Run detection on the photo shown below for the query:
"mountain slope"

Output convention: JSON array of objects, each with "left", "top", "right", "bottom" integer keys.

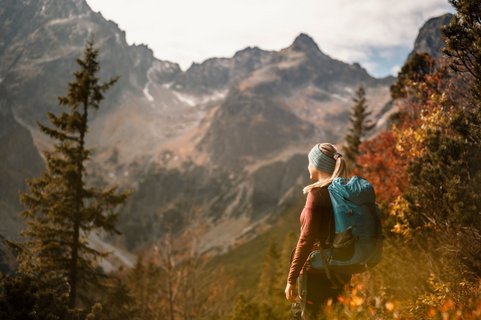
[{"left": 0, "top": 83, "right": 44, "bottom": 241}]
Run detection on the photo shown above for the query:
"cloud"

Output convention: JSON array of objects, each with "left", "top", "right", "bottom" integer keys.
[
  {"left": 391, "top": 64, "right": 402, "bottom": 75},
  {"left": 86, "top": 0, "right": 453, "bottom": 77}
]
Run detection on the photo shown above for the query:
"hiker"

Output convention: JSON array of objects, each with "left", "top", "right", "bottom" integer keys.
[{"left": 285, "top": 142, "right": 352, "bottom": 320}]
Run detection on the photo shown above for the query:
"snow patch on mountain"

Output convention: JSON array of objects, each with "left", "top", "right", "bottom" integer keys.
[
  {"left": 143, "top": 83, "right": 154, "bottom": 102},
  {"left": 143, "top": 61, "right": 167, "bottom": 102},
  {"left": 45, "top": 14, "right": 89, "bottom": 27},
  {"left": 331, "top": 93, "right": 349, "bottom": 102},
  {"left": 173, "top": 90, "right": 196, "bottom": 106},
  {"left": 172, "top": 89, "right": 228, "bottom": 107},
  {"left": 208, "top": 89, "right": 228, "bottom": 101},
  {"left": 115, "top": 33, "right": 122, "bottom": 45},
  {"left": 344, "top": 86, "right": 354, "bottom": 94}
]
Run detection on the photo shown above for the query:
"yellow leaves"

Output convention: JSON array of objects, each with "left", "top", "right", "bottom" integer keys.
[
  {"left": 350, "top": 295, "right": 365, "bottom": 307},
  {"left": 393, "top": 104, "right": 451, "bottom": 161},
  {"left": 389, "top": 195, "right": 412, "bottom": 238},
  {"left": 415, "top": 273, "right": 453, "bottom": 318},
  {"left": 391, "top": 222, "right": 411, "bottom": 238},
  {"left": 394, "top": 126, "right": 425, "bottom": 158},
  {"left": 389, "top": 195, "right": 408, "bottom": 218}
]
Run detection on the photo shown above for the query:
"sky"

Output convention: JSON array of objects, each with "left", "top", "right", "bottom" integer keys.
[{"left": 86, "top": 0, "right": 454, "bottom": 78}]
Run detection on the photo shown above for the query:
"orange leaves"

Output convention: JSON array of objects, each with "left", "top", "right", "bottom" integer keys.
[
  {"left": 355, "top": 131, "right": 408, "bottom": 210},
  {"left": 354, "top": 63, "right": 458, "bottom": 216}
]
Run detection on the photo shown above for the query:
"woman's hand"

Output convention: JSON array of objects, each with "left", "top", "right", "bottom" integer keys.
[{"left": 285, "top": 282, "right": 297, "bottom": 302}]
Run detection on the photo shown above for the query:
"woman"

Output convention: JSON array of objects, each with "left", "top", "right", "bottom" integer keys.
[{"left": 285, "top": 142, "right": 351, "bottom": 319}]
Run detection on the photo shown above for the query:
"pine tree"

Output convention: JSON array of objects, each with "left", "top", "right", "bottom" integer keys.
[
  {"left": 257, "top": 242, "right": 281, "bottom": 299},
  {"left": 0, "top": 272, "right": 71, "bottom": 320},
  {"left": 255, "top": 241, "right": 292, "bottom": 319},
  {"left": 229, "top": 295, "right": 261, "bottom": 320},
  {"left": 86, "top": 276, "right": 140, "bottom": 320},
  {"left": 344, "top": 85, "right": 374, "bottom": 168},
  {"left": 280, "top": 231, "right": 296, "bottom": 269},
  {"left": 442, "top": 0, "right": 481, "bottom": 100},
  {"left": 390, "top": 52, "right": 436, "bottom": 99},
  {"left": 15, "top": 40, "right": 133, "bottom": 310},
  {"left": 442, "top": 0, "right": 481, "bottom": 224},
  {"left": 277, "top": 231, "right": 297, "bottom": 318}
]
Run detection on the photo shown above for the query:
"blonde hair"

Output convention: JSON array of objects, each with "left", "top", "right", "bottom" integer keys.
[{"left": 302, "top": 143, "right": 348, "bottom": 194}]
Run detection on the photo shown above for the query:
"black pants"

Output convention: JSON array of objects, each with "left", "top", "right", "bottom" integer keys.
[{"left": 295, "top": 271, "right": 351, "bottom": 320}]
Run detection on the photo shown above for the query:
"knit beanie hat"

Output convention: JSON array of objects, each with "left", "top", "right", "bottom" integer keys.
[{"left": 308, "top": 143, "right": 341, "bottom": 173}]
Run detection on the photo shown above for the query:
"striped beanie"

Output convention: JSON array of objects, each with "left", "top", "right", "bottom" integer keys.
[{"left": 308, "top": 143, "right": 341, "bottom": 173}]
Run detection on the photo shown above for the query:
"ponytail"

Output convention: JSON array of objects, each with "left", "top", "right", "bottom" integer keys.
[{"left": 302, "top": 143, "right": 347, "bottom": 194}]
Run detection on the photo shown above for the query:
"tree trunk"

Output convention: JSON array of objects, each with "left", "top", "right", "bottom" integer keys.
[{"left": 69, "top": 99, "right": 88, "bottom": 309}]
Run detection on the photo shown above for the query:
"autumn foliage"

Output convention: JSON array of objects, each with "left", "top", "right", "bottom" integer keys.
[
  {"left": 355, "top": 130, "right": 407, "bottom": 210},
  {"left": 342, "top": 1, "right": 481, "bottom": 317}
]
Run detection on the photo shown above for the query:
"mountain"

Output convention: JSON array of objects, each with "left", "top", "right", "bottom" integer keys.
[
  {"left": 408, "top": 13, "right": 453, "bottom": 60},
  {"left": 0, "top": 0, "right": 450, "bottom": 271},
  {"left": 0, "top": 83, "right": 44, "bottom": 242},
  {"left": 0, "top": 0, "right": 181, "bottom": 128},
  {"left": 198, "top": 33, "right": 392, "bottom": 168},
  {"left": 375, "top": 13, "right": 454, "bottom": 133},
  {"left": 113, "top": 31, "right": 393, "bottom": 252},
  {"left": 171, "top": 46, "right": 276, "bottom": 95}
]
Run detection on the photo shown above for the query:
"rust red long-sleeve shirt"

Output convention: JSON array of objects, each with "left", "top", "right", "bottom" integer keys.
[{"left": 287, "top": 185, "right": 334, "bottom": 285}]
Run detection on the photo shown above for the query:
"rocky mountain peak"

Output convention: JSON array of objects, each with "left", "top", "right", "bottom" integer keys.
[
  {"left": 171, "top": 45, "right": 275, "bottom": 94},
  {"left": 291, "top": 33, "right": 322, "bottom": 53},
  {"left": 233, "top": 46, "right": 264, "bottom": 58},
  {"left": 408, "top": 13, "right": 453, "bottom": 60}
]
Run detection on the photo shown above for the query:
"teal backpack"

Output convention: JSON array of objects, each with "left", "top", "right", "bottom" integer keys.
[{"left": 309, "top": 176, "right": 383, "bottom": 274}]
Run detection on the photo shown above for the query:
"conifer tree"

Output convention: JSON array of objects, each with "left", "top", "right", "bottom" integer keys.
[
  {"left": 15, "top": 40, "right": 133, "bottom": 310},
  {"left": 257, "top": 242, "right": 281, "bottom": 299},
  {"left": 256, "top": 241, "right": 293, "bottom": 319},
  {"left": 344, "top": 85, "right": 374, "bottom": 168},
  {"left": 0, "top": 272, "right": 71, "bottom": 319},
  {"left": 86, "top": 277, "right": 140, "bottom": 320},
  {"left": 390, "top": 52, "right": 436, "bottom": 99},
  {"left": 277, "top": 231, "right": 297, "bottom": 317},
  {"left": 229, "top": 295, "right": 262, "bottom": 320},
  {"left": 280, "top": 231, "right": 296, "bottom": 272},
  {"left": 443, "top": 0, "right": 481, "bottom": 99}
]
